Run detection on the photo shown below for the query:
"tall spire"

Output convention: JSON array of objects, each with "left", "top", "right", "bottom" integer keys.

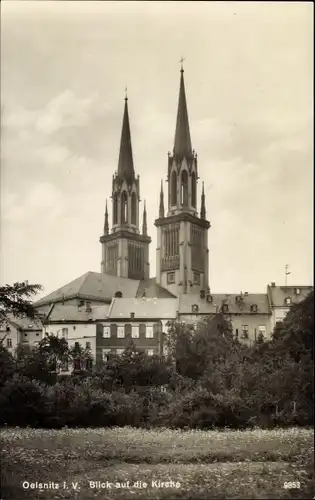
[
  {"left": 173, "top": 64, "right": 192, "bottom": 158},
  {"left": 142, "top": 201, "right": 147, "bottom": 235},
  {"left": 200, "top": 182, "right": 206, "bottom": 219},
  {"left": 159, "top": 180, "right": 165, "bottom": 218},
  {"left": 104, "top": 200, "right": 109, "bottom": 235},
  {"left": 117, "top": 94, "right": 135, "bottom": 184}
]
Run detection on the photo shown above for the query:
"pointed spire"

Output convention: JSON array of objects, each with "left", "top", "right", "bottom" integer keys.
[
  {"left": 142, "top": 201, "right": 147, "bottom": 235},
  {"left": 104, "top": 200, "right": 109, "bottom": 234},
  {"left": 159, "top": 180, "right": 165, "bottom": 218},
  {"left": 173, "top": 65, "right": 192, "bottom": 158},
  {"left": 200, "top": 182, "right": 206, "bottom": 219},
  {"left": 117, "top": 94, "right": 135, "bottom": 184}
]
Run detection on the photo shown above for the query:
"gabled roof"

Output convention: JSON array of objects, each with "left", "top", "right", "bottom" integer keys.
[
  {"left": 179, "top": 293, "right": 271, "bottom": 315},
  {"left": 46, "top": 304, "right": 111, "bottom": 323},
  {"left": 267, "top": 285, "right": 313, "bottom": 307},
  {"left": 34, "top": 271, "right": 140, "bottom": 307},
  {"left": 6, "top": 313, "right": 43, "bottom": 331},
  {"left": 136, "top": 278, "right": 177, "bottom": 299},
  {"left": 109, "top": 298, "right": 179, "bottom": 320}
]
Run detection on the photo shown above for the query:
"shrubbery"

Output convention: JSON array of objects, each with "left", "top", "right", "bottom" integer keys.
[{"left": 0, "top": 292, "right": 313, "bottom": 429}]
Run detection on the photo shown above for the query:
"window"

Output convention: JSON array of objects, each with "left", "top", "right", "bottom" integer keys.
[
  {"left": 139, "top": 323, "right": 146, "bottom": 337},
  {"left": 36, "top": 333, "right": 40, "bottom": 336},
  {"left": 235, "top": 328, "right": 239, "bottom": 338},
  {"left": 241, "top": 325, "right": 249, "bottom": 339},
  {"left": 62, "top": 328, "right": 68, "bottom": 339},
  {"left": 117, "top": 326, "right": 125, "bottom": 338},
  {"left": 251, "top": 304, "right": 258, "bottom": 313},
  {"left": 132, "top": 326, "right": 139, "bottom": 338},
  {"left": 85, "top": 358, "right": 93, "bottom": 371},
  {"left": 206, "top": 294, "right": 213, "bottom": 303},
  {"left": 295, "top": 288, "right": 301, "bottom": 295},
  {"left": 145, "top": 326, "right": 154, "bottom": 338},
  {"left": 167, "top": 272, "right": 175, "bottom": 284},
  {"left": 73, "top": 326, "right": 76, "bottom": 330},
  {"left": 115, "top": 291, "right": 123, "bottom": 298},
  {"left": 181, "top": 170, "right": 188, "bottom": 206},
  {"left": 130, "top": 312, "right": 135, "bottom": 319},
  {"left": 125, "top": 324, "right": 132, "bottom": 337},
  {"left": 86, "top": 342, "right": 91, "bottom": 349},
  {"left": 131, "top": 192, "right": 137, "bottom": 225},
  {"left": 103, "top": 326, "right": 111, "bottom": 338},
  {"left": 191, "top": 172, "right": 196, "bottom": 208},
  {"left": 102, "top": 349, "right": 111, "bottom": 361},
  {"left": 258, "top": 326, "right": 266, "bottom": 336},
  {"left": 75, "top": 342, "right": 80, "bottom": 348},
  {"left": 116, "top": 348, "right": 124, "bottom": 355},
  {"left": 24, "top": 333, "right": 27, "bottom": 337},
  {"left": 113, "top": 193, "right": 118, "bottom": 225},
  {"left": 6, "top": 326, "right": 10, "bottom": 332},
  {"left": 192, "top": 304, "right": 199, "bottom": 313},
  {"left": 193, "top": 272, "right": 200, "bottom": 285},
  {"left": 146, "top": 349, "right": 154, "bottom": 356},
  {"left": 78, "top": 300, "right": 84, "bottom": 307},
  {"left": 222, "top": 304, "right": 229, "bottom": 313},
  {"left": 171, "top": 171, "right": 177, "bottom": 206},
  {"left": 73, "top": 359, "right": 81, "bottom": 371},
  {"left": 7, "top": 338, "right": 12, "bottom": 348},
  {"left": 121, "top": 191, "right": 128, "bottom": 224},
  {"left": 285, "top": 297, "right": 292, "bottom": 305}
]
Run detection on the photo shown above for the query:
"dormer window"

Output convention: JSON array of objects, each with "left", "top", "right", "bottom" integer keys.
[
  {"left": 222, "top": 304, "right": 229, "bottom": 313},
  {"left": 130, "top": 312, "right": 135, "bottom": 319},
  {"left": 206, "top": 294, "right": 213, "bottom": 303},
  {"left": 295, "top": 288, "right": 301, "bottom": 295},
  {"left": 251, "top": 304, "right": 258, "bottom": 313},
  {"left": 285, "top": 297, "right": 292, "bottom": 305},
  {"left": 192, "top": 304, "right": 199, "bottom": 313}
]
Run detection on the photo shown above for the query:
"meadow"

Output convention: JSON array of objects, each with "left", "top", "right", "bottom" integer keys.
[{"left": 1, "top": 427, "right": 314, "bottom": 499}]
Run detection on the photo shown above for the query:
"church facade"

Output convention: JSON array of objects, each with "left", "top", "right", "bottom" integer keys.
[{"left": 32, "top": 67, "right": 312, "bottom": 366}]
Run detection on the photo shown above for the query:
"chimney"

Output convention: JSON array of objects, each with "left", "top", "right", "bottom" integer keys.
[{"left": 271, "top": 282, "right": 276, "bottom": 287}]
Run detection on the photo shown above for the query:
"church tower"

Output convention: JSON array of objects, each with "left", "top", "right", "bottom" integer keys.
[
  {"left": 155, "top": 65, "right": 210, "bottom": 296},
  {"left": 100, "top": 94, "right": 151, "bottom": 280}
]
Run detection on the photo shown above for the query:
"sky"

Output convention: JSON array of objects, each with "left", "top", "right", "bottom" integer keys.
[{"left": 1, "top": 1, "right": 313, "bottom": 300}]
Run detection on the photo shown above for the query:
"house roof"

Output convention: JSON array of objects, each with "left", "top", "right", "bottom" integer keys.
[
  {"left": 108, "top": 298, "right": 179, "bottom": 319},
  {"left": 6, "top": 314, "right": 43, "bottom": 331},
  {"left": 46, "top": 304, "right": 110, "bottom": 322},
  {"left": 34, "top": 272, "right": 175, "bottom": 307},
  {"left": 267, "top": 285, "right": 313, "bottom": 307},
  {"left": 179, "top": 293, "right": 271, "bottom": 315}
]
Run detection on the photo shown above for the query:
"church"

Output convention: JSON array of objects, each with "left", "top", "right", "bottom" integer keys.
[{"left": 28, "top": 66, "right": 311, "bottom": 368}]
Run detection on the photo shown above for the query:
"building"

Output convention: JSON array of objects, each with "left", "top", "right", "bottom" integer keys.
[
  {"left": 0, "top": 314, "right": 43, "bottom": 354},
  {"left": 30, "top": 66, "right": 312, "bottom": 365},
  {"left": 267, "top": 283, "right": 313, "bottom": 331}
]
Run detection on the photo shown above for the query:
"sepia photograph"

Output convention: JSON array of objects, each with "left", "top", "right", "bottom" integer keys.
[{"left": 0, "top": 1, "right": 314, "bottom": 499}]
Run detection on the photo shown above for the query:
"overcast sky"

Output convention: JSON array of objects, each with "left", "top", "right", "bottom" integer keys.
[{"left": 1, "top": 1, "right": 313, "bottom": 299}]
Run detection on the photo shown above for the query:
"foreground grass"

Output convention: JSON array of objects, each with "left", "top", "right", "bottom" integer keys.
[{"left": 1, "top": 427, "right": 314, "bottom": 499}]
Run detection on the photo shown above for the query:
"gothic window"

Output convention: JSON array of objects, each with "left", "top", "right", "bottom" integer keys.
[
  {"left": 113, "top": 193, "right": 118, "bottom": 225},
  {"left": 121, "top": 191, "right": 128, "bottom": 224},
  {"left": 191, "top": 172, "right": 196, "bottom": 208},
  {"left": 171, "top": 171, "right": 177, "bottom": 206},
  {"left": 131, "top": 192, "right": 137, "bottom": 225},
  {"left": 181, "top": 170, "right": 188, "bottom": 206}
]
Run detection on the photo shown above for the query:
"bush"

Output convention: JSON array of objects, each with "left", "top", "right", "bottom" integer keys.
[{"left": 0, "top": 374, "right": 46, "bottom": 427}]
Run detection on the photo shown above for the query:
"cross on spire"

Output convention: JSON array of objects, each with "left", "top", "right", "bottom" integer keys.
[
  {"left": 125, "top": 86, "right": 128, "bottom": 101},
  {"left": 179, "top": 56, "right": 185, "bottom": 72}
]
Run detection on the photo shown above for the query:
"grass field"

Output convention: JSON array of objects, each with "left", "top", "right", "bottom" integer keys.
[{"left": 1, "top": 427, "right": 314, "bottom": 499}]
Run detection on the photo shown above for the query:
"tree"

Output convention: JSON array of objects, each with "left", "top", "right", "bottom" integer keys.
[{"left": 0, "top": 281, "right": 43, "bottom": 323}]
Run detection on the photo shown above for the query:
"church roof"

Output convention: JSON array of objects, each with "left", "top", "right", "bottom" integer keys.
[
  {"left": 34, "top": 272, "right": 175, "bottom": 307},
  {"left": 117, "top": 97, "right": 135, "bottom": 184},
  {"left": 136, "top": 278, "right": 177, "bottom": 299},
  {"left": 34, "top": 271, "right": 140, "bottom": 307},
  {"left": 179, "top": 293, "right": 271, "bottom": 315},
  {"left": 173, "top": 68, "right": 192, "bottom": 158}
]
